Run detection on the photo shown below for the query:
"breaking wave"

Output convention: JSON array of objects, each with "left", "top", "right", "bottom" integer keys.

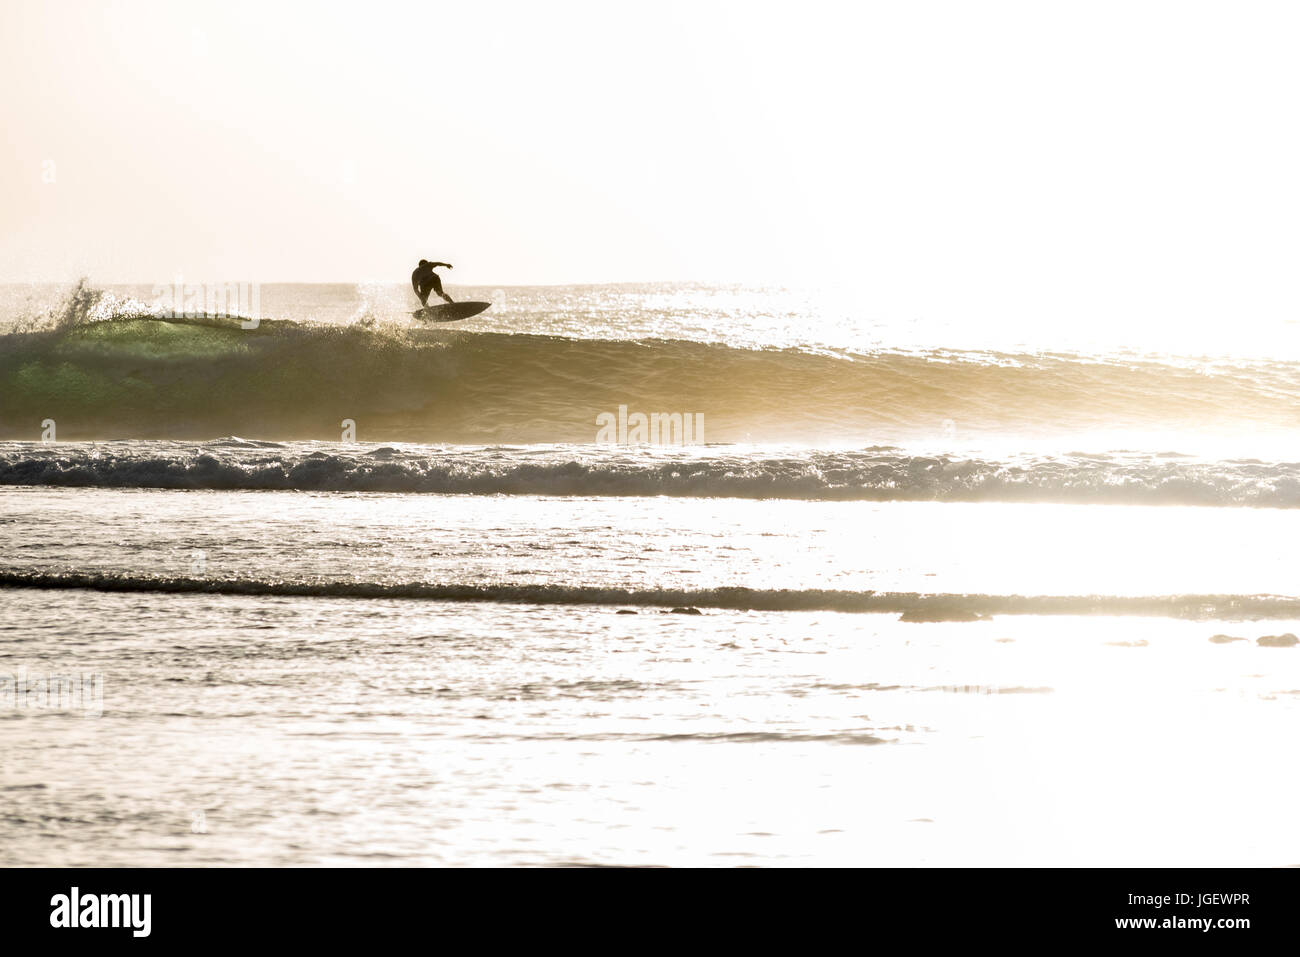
[
  {"left": 3, "top": 295, "right": 1300, "bottom": 444},
  {"left": 5, "top": 441, "right": 1300, "bottom": 506}
]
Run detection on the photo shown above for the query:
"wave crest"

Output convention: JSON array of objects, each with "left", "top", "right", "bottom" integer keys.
[
  {"left": 2, "top": 306, "right": 1300, "bottom": 443},
  {"left": 4, "top": 442, "right": 1300, "bottom": 506}
]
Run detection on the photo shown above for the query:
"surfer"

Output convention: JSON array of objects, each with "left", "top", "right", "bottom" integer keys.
[{"left": 411, "top": 260, "right": 455, "bottom": 307}]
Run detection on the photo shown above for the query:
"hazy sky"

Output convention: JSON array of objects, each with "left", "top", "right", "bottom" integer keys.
[{"left": 3, "top": 0, "right": 1300, "bottom": 325}]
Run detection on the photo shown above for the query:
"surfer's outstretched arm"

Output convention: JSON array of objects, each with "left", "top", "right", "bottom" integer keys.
[{"left": 429, "top": 262, "right": 453, "bottom": 269}]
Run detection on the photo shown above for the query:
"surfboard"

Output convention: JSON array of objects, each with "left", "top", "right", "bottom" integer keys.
[{"left": 411, "top": 301, "right": 491, "bottom": 322}]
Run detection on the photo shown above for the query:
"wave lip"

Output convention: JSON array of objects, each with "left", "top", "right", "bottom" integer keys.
[
  {"left": 3, "top": 570, "right": 1300, "bottom": 619},
  {"left": 5, "top": 441, "right": 1300, "bottom": 507}
]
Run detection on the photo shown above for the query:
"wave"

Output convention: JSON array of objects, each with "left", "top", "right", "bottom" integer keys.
[
  {"left": 3, "top": 570, "right": 1300, "bottom": 619},
  {"left": 3, "top": 301, "right": 1300, "bottom": 443},
  {"left": 5, "top": 441, "right": 1300, "bottom": 506}
]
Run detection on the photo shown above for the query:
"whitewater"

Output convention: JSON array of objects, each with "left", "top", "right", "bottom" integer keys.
[{"left": 3, "top": 281, "right": 1300, "bottom": 866}]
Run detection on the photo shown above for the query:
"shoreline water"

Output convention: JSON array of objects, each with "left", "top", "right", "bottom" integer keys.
[
  {"left": 8, "top": 572, "right": 1300, "bottom": 622},
  {"left": 2, "top": 583, "right": 1295, "bottom": 867}
]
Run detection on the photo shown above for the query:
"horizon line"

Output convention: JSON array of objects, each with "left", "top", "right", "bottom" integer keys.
[{"left": 0, "top": 277, "right": 785, "bottom": 288}]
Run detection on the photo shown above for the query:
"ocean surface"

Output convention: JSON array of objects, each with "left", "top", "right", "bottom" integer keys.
[{"left": 2, "top": 280, "right": 1299, "bottom": 866}]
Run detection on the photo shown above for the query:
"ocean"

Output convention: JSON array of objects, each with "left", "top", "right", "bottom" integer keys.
[{"left": 2, "top": 280, "right": 1298, "bottom": 866}]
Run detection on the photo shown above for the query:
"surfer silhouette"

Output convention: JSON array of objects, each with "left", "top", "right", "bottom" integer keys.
[{"left": 411, "top": 259, "right": 454, "bottom": 307}]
